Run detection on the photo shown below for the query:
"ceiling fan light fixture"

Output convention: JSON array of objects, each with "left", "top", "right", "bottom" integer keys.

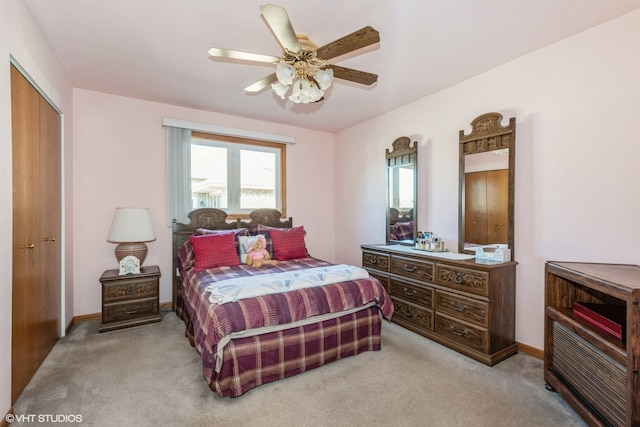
[
  {"left": 207, "top": 5, "right": 379, "bottom": 104},
  {"left": 272, "top": 55, "right": 329, "bottom": 104},
  {"left": 271, "top": 81, "right": 290, "bottom": 99},
  {"left": 314, "top": 68, "right": 333, "bottom": 91},
  {"left": 275, "top": 61, "right": 295, "bottom": 85},
  {"left": 308, "top": 81, "right": 324, "bottom": 101},
  {"left": 289, "top": 78, "right": 310, "bottom": 103}
]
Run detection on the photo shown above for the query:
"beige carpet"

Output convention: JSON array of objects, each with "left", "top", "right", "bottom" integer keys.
[{"left": 13, "top": 311, "right": 586, "bottom": 426}]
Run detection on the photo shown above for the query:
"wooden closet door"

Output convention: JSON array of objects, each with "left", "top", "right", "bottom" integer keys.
[
  {"left": 38, "top": 95, "right": 61, "bottom": 363},
  {"left": 11, "top": 65, "right": 61, "bottom": 403},
  {"left": 465, "top": 169, "right": 508, "bottom": 246},
  {"left": 486, "top": 169, "right": 508, "bottom": 245},
  {"left": 464, "top": 171, "right": 488, "bottom": 245},
  {"left": 11, "top": 65, "right": 42, "bottom": 403}
]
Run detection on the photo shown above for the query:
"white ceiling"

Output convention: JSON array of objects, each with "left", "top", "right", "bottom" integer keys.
[{"left": 24, "top": 0, "right": 640, "bottom": 133}]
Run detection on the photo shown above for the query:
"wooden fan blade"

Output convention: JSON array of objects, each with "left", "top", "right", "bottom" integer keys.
[
  {"left": 326, "top": 65, "right": 378, "bottom": 86},
  {"left": 259, "top": 4, "right": 301, "bottom": 52},
  {"left": 208, "top": 48, "right": 278, "bottom": 64},
  {"left": 244, "top": 74, "right": 278, "bottom": 92},
  {"left": 316, "top": 26, "right": 380, "bottom": 61}
]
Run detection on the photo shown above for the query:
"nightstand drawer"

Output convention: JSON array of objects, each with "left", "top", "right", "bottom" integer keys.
[
  {"left": 102, "top": 298, "right": 159, "bottom": 323},
  {"left": 102, "top": 279, "right": 158, "bottom": 303}
]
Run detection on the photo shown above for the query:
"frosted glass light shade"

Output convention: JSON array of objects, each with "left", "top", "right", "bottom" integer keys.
[
  {"left": 107, "top": 208, "right": 156, "bottom": 264},
  {"left": 289, "top": 78, "right": 313, "bottom": 104},
  {"left": 271, "top": 81, "right": 289, "bottom": 99},
  {"left": 314, "top": 68, "right": 333, "bottom": 90},
  {"left": 275, "top": 61, "right": 295, "bottom": 85}
]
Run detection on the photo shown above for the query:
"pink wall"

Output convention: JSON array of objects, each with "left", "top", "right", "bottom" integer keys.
[
  {"left": 1, "top": 0, "right": 74, "bottom": 416},
  {"left": 72, "top": 90, "right": 336, "bottom": 315},
  {"left": 335, "top": 10, "right": 640, "bottom": 350}
]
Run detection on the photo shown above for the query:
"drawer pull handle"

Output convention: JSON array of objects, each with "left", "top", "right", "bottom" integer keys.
[
  {"left": 124, "top": 307, "right": 139, "bottom": 315},
  {"left": 403, "top": 287, "right": 417, "bottom": 297},
  {"left": 401, "top": 307, "right": 414, "bottom": 318},
  {"left": 449, "top": 302, "right": 467, "bottom": 312},
  {"left": 453, "top": 273, "right": 463, "bottom": 284},
  {"left": 21, "top": 244, "right": 35, "bottom": 249},
  {"left": 126, "top": 287, "right": 135, "bottom": 295},
  {"left": 403, "top": 264, "right": 417, "bottom": 273},
  {"left": 449, "top": 325, "right": 468, "bottom": 337}
]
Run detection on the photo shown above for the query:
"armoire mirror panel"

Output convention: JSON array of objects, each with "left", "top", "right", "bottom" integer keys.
[
  {"left": 459, "top": 113, "right": 515, "bottom": 258},
  {"left": 386, "top": 136, "right": 417, "bottom": 245}
]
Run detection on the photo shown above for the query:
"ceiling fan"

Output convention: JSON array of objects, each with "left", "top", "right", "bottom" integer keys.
[{"left": 207, "top": 4, "right": 380, "bottom": 104}]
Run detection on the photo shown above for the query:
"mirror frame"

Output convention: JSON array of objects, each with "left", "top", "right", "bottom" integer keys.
[
  {"left": 458, "top": 113, "right": 516, "bottom": 258},
  {"left": 386, "top": 136, "right": 417, "bottom": 245}
]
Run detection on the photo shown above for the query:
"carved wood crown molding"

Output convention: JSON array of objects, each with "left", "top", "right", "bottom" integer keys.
[
  {"left": 459, "top": 112, "right": 515, "bottom": 155},
  {"left": 386, "top": 136, "right": 417, "bottom": 158}
]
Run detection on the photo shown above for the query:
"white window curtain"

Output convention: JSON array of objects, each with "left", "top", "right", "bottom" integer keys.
[{"left": 166, "top": 126, "right": 192, "bottom": 226}]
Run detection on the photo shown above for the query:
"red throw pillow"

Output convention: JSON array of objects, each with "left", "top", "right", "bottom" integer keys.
[
  {"left": 270, "top": 226, "right": 308, "bottom": 261},
  {"left": 189, "top": 232, "right": 240, "bottom": 271}
]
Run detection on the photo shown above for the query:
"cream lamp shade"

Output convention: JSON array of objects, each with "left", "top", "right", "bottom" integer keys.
[{"left": 107, "top": 207, "right": 156, "bottom": 265}]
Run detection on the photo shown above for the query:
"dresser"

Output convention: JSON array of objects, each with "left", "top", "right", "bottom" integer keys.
[
  {"left": 361, "top": 244, "right": 517, "bottom": 366},
  {"left": 544, "top": 261, "right": 640, "bottom": 427},
  {"left": 99, "top": 265, "right": 161, "bottom": 332}
]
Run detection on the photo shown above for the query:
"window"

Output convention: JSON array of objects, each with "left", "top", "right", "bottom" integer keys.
[{"left": 190, "top": 132, "right": 286, "bottom": 216}]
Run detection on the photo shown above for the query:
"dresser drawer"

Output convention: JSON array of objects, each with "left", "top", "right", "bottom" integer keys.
[
  {"left": 436, "top": 264, "right": 489, "bottom": 297},
  {"left": 389, "top": 278, "right": 433, "bottom": 309},
  {"left": 392, "top": 298, "right": 434, "bottom": 333},
  {"left": 368, "top": 271, "right": 389, "bottom": 290},
  {"left": 435, "top": 291, "right": 488, "bottom": 327},
  {"left": 362, "top": 251, "right": 390, "bottom": 271},
  {"left": 391, "top": 255, "right": 434, "bottom": 283},
  {"left": 102, "top": 298, "right": 159, "bottom": 323},
  {"left": 103, "top": 278, "right": 159, "bottom": 303},
  {"left": 435, "top": 313, "right": 488, "bottom": 353}
]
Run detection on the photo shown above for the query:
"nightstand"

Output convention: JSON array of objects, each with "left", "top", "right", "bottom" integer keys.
[{"left": 98, "top": 265, "right": 161, "bottom": 332}]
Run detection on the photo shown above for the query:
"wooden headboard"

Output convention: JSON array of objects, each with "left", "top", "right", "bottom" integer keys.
[{"left": 171, "top": 208, "right": 292, "bottom": 310}]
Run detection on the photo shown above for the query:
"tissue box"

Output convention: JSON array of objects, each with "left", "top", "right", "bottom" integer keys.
[{"left": 475, "top": 247, "right": 511, "bottom": 263}]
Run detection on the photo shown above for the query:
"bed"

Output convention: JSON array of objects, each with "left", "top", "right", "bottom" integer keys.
[{"left": 172, "top": 208, "right": 394, "bottom": 397}]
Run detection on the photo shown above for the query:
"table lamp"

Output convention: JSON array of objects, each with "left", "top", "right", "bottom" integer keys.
[{"left": 107, "top": 207, "right": 156, "bottom": 274}]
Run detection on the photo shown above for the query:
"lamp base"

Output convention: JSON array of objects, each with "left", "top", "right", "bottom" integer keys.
[{"left": 114, "top": 242, "right": 148, "bottom": 266}]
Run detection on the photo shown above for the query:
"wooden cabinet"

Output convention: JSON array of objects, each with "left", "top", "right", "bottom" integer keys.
[
  {"left": 362, "top": 244, "right": 517, "bottom": 366},
  {"left": 99, "top": 266, "right": 161, "bottom": 332},
  {"left": 544, "top": 262, "right": 640, "bottom": 427}
]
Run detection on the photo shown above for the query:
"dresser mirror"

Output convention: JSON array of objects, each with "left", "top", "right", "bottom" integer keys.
[
  {"left": 458, "top": 113, "right": 515, "bottom": 258},
  {"left": 386, "top": 136, "right": 417, "bottom": 245}
]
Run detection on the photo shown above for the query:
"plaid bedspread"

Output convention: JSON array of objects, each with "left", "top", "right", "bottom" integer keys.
[{"left": 178, "top": 257, "right": 394, "bottom": 383}]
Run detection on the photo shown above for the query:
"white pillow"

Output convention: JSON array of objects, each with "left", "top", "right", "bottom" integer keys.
[{"left": 237, "top": 235, "right": 251, "bottom": 263}]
